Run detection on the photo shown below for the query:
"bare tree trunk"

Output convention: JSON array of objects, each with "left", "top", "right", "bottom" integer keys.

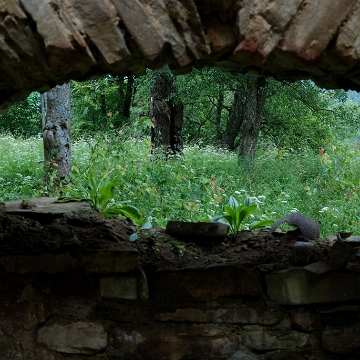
[
  {"left": 224, "top": 83, "right": 245, "bottom": 151},
  {"left": 238, "top": 76, "right": 267, "bottom": 162},
  {"left": 215, "top": 86, "right": 224, "bottom": 143},
  {"left": 100, "top": 93, "right": 106, "bottom": 115},
  {"left": 122, "top": 75, "right": 134, "bottom": 119},
  {"left": 171, "top": 101, "right": 183, "bottom": 154},
  {"left": 42, "top": 83, "right": 71, "bottom": 189},
  {"left": 40, "top": 93, "right": 46, "bottom": 131},
  {"left": 150, "top": 70, "right": 183, "bottom": 156}
]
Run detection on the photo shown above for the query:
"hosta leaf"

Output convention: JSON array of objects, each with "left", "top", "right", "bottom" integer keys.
[
  {"left": 140, "top": 221, "right": 152, "bottom": 230},
  {"left": 129, "top": 233, "right": 138, "bottom": 242},
  {"left": 224, "top": 205, "right": 236, "bottom": 218},
  {"left": 249, "top": 219, "right": 274, "bottom": 230},
  {"left": 238, "top": 205, "right": 257, "bottom": 224},
  {"left": 229, "top": 196, "right": 239, "bottom": 210}
]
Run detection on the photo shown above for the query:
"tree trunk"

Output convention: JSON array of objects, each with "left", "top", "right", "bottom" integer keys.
[
  {"left": 170, "top": 101, "right": 184, "bottom": 154},
  {"left": 42, "top": 83, "right": 71, "bottom": 189},
  {"left": 122, "top": 75, "right": 134, "bottom": 119},
  {"left": 150, "top": 70, "right": 183, "bottom": 156},
  {"left": 100, "top": 93, "right": 106, "bottom": 115},
  {"left": 224, "top": 83, "right": 245, "bottom": 151},
  {"left": 238, "top": 76, "right": 267, "bottom": 162},
  {"left": 215, "top": 86, "right": 224, "bottom": 143}
]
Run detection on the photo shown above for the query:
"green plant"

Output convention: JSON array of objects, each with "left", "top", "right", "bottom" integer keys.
[
  {"left": 57, "top": 170, "right": 142, "bottom": 223},
  {"left": 170, "top": 240, "right": 185, "bottom": 256},
  {"left": 221, "top": 196, "right": 273, "bottom": 234}
]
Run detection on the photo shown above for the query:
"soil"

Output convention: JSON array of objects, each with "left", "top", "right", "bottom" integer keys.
[{"left": 0, "top": 197, "right": 332, "bottom": 272}]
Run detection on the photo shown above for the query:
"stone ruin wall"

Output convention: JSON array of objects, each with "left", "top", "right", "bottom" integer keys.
[{"left": 1, "top": 248, "right": 360, "bottom": 359}]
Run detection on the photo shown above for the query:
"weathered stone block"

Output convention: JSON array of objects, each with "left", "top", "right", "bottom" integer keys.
[
  {"left": 241, "top": 326, "right": 309, "bottom": 351},
  {"left": 322, "top": 323, "right": 360, "bottom": 354},
  {"left": 265, "top": 269, "right": 360, "bottom": 305},
  {"left": 151, "top": 265, "right": 262, "bottom": 301},
  {"left": 108, "top": 324, "right": 238, "bottom": 359},
  {"left": 155, "top": 307, "right": 278, "bottom": 325},
  {"left": 227, "top": 346, "right": 259, "bottom": 359},
  {"left": 100, "top": 276, "right": 138, "bottom": 300},
  {"left": 37, "top": 320, "right": 107, "bottom": 355},
  {"left": 290, "top": 310, "right": 321, "bottom": 331}
]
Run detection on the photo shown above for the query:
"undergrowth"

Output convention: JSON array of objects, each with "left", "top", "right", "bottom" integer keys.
[{"left": 0, "top": 132, "right": 358, "bottom": 238}]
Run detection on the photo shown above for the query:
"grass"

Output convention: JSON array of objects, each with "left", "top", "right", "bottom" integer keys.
[{"left": 0, "top": 132, "right": 359, "bottom": 238}]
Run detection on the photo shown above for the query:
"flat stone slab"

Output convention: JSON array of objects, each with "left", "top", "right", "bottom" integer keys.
[
  {"left": 151, "top": 265, "right": 262, "bottom": 301},
  {"left": 1, "top": 197, "right": 92, "bottom": 220},
  {"left": 0, "top": 197, "right": 137, "bottom": 255},
  {"left": 266, "top": 268, "right": 360, "bottom": 305}
]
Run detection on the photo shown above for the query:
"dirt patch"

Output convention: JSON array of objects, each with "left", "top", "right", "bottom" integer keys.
[{"left": 0, "top": 198, "right": 331, "bottom": 272}]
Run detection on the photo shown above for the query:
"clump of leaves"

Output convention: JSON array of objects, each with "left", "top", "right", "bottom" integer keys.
[
  {"left": 170, "top": 240, "right": 185, "bottom": 256},
  {"left": 57, "top": 170, "right": 152, "bottom": 242},
  {"left": 221, "top": 196, "right": 273, "bottom": 234}
]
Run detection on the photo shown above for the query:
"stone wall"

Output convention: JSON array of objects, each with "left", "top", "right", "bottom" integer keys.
[
  {"left": 1, "top": 250, "right": 360, "bottom": 359},
  {"left": 2, "top": 1, "right": 360, "bottom": 110}
]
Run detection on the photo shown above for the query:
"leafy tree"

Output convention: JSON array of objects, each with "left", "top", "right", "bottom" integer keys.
[
  {"left": 261, "top": 80, "right": 349, "bottom": 151},
  {"left": 71, "top": 75, "right": 135, "bottom": 136},
  {"left": 0, "top": 92, "right": 41, "bottom": 136}
]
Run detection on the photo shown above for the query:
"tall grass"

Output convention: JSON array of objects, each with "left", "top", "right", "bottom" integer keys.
[{"left": 0, "top": 132, "right": 358, "bottom": 238}]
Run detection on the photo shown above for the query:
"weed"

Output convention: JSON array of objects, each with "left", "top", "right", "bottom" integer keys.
[{"left": 170, "top": 240, "right": 185, "bottom": 256}]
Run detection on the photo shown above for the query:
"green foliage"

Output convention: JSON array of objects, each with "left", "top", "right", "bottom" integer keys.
[
  {"left": 58, "top": 170, "right": 141, "bottom": 224},
  {"left": 0, "top": 93, "right": 41, "bottom": 136},
  {"left": 262, "top": 80, "right": 349, "bottom": 152},
  {"left": 170, "top": 240, "right": 186, "bottom": 256},
  {"left": 0, "top": 132, "right": 359, "bottom": 238},
  {"left": 221, "top": 196, "right": 273, "bottom": 234}
]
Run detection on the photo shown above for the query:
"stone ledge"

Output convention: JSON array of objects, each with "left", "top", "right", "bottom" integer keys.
[
  {"left": 0, "top": 250, "right": 139, "bottom": 274},
  {"left": 150, "top": 265, "right": 262, "bottom": 301},
  {"left": 265, "top": 268, "right": 360, "bottom": 305}
]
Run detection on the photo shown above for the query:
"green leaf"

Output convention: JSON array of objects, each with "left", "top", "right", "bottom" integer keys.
[
  {"left": 129, "top": 233, "right": 138, "bottom": 242},
  {"left": 197, "top": 217, "right": 210, "bottom": 222},
  {"left": 228, "top": 196, "right": 239, "bottom": 210},
  {"left": 249, "top": 219, "right": 274, "bottom": 230},
  {"left": 244, "top": 196, "right": 252, "bottom": 206},
  {"left": 211, "top": 215, "right": 223, "bottom": 222},
  {"left": 224, "top": 205, "right": 236, "bottom": 218},
  {"left": 235, "top": 204, "right": 246, "bottom": 228},
  {"left": 105, "top": 204, "right": 141, "bottom": 223},
  {"left": 140, "top": 221, "right": 152, "bottom": 230},
  {"left": 238, "top": 205, "right": 257, "bottom": 224}
]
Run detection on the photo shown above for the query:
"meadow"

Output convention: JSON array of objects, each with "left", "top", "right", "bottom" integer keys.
[{"left": 0, "top": 132, "right": 359, "bottom": 238}]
